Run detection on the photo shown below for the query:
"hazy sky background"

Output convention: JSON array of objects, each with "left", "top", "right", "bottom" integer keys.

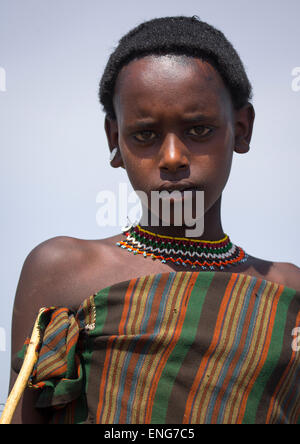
[{"left": 0, "top": 0, "right": 299, "bottom": 408}]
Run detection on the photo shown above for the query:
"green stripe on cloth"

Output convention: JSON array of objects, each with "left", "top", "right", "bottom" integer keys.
[
  {"left": 13, "top": 271, "right": 300, "bottom": 424},
  {"left": 82, "top": 286, "right": 110, "bottom": 393},
  {"left": 242, "top": 286, "right": 296, "bottom": 424},
  {"left": 66, "top": 286, "right": 111, "bottom": 424},
  {"left": 90, "top": 286, "right": 110, "bottom": 337},
  {"left": 150, "top": 272, "right": 215, "bottom": 423}
]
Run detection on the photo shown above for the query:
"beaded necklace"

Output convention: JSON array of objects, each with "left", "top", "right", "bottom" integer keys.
[{"left": 116, "top": 221, "right": 248, "bottom": 270}]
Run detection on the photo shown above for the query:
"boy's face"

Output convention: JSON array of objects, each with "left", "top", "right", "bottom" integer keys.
[{"left": 107, "top": 55, "right": 253, "bottom": 217}]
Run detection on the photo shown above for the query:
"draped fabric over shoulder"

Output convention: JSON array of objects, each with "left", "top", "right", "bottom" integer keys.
[{"left": 13, "top": 271, "right": 300, "bottom": 424}]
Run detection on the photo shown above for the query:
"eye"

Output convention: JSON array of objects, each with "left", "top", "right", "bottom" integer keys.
[
  {"left": 187, "top": 126, "right": 212, "bottom": 137},
  {"left": 133, "top": 130, "right": 157, "bottom": 142}
]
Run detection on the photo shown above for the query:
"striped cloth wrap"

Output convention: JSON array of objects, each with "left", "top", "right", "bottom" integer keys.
[{"left": 13, "top": 271, "right": 300, "bottom": 424}]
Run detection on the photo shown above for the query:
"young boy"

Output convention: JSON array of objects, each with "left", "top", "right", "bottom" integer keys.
[{"left": 8, "top": 16, "right": 300, "bottom": 424}]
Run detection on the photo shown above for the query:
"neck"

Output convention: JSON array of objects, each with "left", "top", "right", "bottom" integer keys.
[
  {"left": 118, "top": 196, "right": 248, "bottom": 269},
  {"left": 138, "top": 196, "right": 225, "bottom": 241}
]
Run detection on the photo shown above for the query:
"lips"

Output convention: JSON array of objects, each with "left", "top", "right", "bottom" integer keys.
[
  {"left": 156, "top": 182, "right": 200, "bottom": 193},
  {"left": 153, "top": 183, "right": 202, "bottom": 203}
]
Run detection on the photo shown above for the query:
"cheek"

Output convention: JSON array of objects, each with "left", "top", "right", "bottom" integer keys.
[
  {"left": 120, "top": 152, "right": 154, "bottom": 194},
  {"left": 119, "top": 139, "right": 156, "bottom": 190},
  {"left": 200, "top": 152, "right": 233, "bottom": 211},
  {"left": 211, "top": 152, "right": 233, "bottom": 189},
  {"left": 204, "top": 126, "right": 234, "bottom": 187},
  {"left": 213, "top": 150, "right": 233, "bottom": 182}
]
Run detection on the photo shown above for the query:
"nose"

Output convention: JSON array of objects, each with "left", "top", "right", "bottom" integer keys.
[{"left": 158, "top": 134, "right": 189, "bottom": 174}]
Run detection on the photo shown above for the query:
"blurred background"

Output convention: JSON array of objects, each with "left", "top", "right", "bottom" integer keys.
[{"left": 0, "top": 0, "right": 299, "bottom": 410}]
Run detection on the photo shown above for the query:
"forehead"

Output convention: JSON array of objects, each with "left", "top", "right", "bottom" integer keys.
[{"left": 113, "top": 55, "right": 233, "bottom": 121}]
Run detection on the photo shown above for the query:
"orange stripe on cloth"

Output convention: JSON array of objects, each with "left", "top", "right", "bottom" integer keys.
[
  {"left": 96, "top": 334, "right": 118, "bottom": 423},
  {"left": 132, "top": 272, "right": 190, "bottom": 424},
  {"left": 118, "top": 278, "right": 139, "bottom": 335},
  {"left": 104, "top": 276, "right": 153, "bottom": 424},
  {"left": 266, "top": 310, "right": 300, "bottom": 424},
  {"left": 144, "top": 272, "right": 199, "bottom": 423},
  {"left": 192, "top": 274, "right": 248, "bottom": 423},
  {"left": 209, "top": 277, "right": 261, "bottom": 423},
  {"left": 234, "top": 283, "right": 283, "bottom": 424},
  {"left": 96, "top": 279, "right": 137, "bottom": 423},
  {"left": 182, "top": 272, "right": 239, "bottom": 423},
  {"left": 118, "top": 275, "right": 162, "bottom": 423}
]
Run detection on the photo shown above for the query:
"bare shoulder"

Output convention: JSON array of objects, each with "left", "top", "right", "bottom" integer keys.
[
  {"left": 271, "top": 261, "right": 300, "bottom": 292},
  {"left": 27, "top": 234, "right": 93, "bottom": 263},
  {"left": 16, "top": 235, "right": 109, "bottom": 308},
  {"left": 235, "top": 255, "right": 300, "bottom": 292},
  {"left": 19, "top": 236, "right": 87, "bottom": 293},
  {"left": 10, "top": 235, "right": 111, "bottom": 423},
  {"left": 16, "top": 233, "right": 127, "bottom": 311}
]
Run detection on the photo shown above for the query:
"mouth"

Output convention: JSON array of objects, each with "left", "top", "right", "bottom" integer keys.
[
  {"left": 156, "top": 183, "right": 201, "bottom": 193},
  {"left": 154, "top": 184, "right": 203, "bottom": 201}
]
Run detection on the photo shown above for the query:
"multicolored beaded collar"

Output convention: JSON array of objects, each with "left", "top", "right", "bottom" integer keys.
[{"left": 116, "top": 222, "right": 248, "bottom": 270}]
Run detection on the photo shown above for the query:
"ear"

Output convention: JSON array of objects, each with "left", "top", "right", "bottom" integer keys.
[
  {"left": 104, "top": 116, "right": 125, "bottom": 169},
  {"left": 233, "top": 103, "right": 255, "bottom": 154}
]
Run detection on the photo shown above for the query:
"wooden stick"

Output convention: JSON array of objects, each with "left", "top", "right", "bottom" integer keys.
[{"left": 0, "top": 308, "right": 46, "bottom": 425}]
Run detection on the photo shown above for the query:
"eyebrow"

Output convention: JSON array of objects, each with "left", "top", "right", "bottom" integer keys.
[
  {"left": 180, "top": 113, "right": 218, "bottom": 123},
  {"left": 125, "top": 114, "right": 218, "bottom": 131}
]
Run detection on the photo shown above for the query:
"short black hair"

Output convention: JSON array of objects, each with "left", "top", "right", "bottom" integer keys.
[{"left": 99, "top": 16, "right": 253, "bottom": 119}]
